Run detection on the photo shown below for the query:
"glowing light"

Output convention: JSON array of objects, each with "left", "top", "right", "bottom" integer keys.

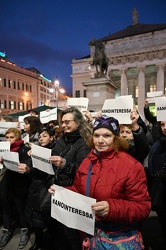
[{"left": 40, "top": 74, "right": 51, "bottom": 82}]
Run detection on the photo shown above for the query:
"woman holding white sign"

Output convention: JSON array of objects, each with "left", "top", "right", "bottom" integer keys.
[
  {"left": 0, "top": 128, "right": 32, "bottom": 249},
  {"left": 49, "top": 115, "right": 151, "bottom": 249},
  {"left": 48, "top": 106, "right": 92, "bottom": 250},
  {"left": 26, "top": 127, "right": 56, "bottom": 250}
]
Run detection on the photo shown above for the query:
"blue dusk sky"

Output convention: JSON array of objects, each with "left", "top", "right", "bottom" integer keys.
[{"left": 0, "top": 0, "right": 166, "bottom": 94}]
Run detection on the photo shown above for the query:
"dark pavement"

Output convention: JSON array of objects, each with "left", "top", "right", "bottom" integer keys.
[{"left": 0, "top": 211, "right": 165, "bottom": 250}]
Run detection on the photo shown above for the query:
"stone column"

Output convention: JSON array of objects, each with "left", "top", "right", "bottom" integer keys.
[
  {"left": 120, "top": 68, "right": 128, "bottom": 95},
  {"left": 138, "top": 66, "right": 145, "bottom": 118},
  {"left": 156, "top": 64, "right": 165, "bottom": 93}
]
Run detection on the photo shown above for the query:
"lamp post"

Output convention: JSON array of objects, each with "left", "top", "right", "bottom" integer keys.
[{"left": 54, "top": 80, "right": 59, "bottom": 109}]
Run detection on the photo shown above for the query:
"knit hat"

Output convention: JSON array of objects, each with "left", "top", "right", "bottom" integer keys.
[{"left": 93, "top": 115, "right": 119, "bottom": 136}]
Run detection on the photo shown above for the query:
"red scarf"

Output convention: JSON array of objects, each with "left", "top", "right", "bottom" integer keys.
[{"left": 10, "top": 140, "right": 24, "bottom": 152}]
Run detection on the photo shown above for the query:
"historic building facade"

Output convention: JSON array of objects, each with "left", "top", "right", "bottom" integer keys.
[
  {"left": 0, "top": 53, "right": 68, "bottom": 116},
  {"left": 71, "top": 11, "right": 166, "bottom": 117}
]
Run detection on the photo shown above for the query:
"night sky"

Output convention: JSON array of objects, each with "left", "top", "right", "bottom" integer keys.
[{"left": 0, "top": 0, "right": 166, "bottom": 94}]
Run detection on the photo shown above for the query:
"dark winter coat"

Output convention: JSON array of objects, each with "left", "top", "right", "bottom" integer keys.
[
  {"left": 52, "top": 129, "right": 91, "bottom": 186},
  {"left": 144, "top": 106, "right": 159, "bottom": 142},
  {"left": 25, "top": 141, "right": 55, "bottom": 228},
  {"left": 0, "top": 142, "right": 32, "bottom": 199},
  {"left": 128, "top": 126, "right": 150, "bottom": 164},
  {"left": 147, "top": 136, "right": 166, "bottom": 210}
]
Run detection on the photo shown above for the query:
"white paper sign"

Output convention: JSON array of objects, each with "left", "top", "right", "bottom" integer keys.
[
  {"left": 147, "top": 91, "right": 163, "bottom": 104},
  {"left": 40, "top": 108, "right": 57, "bottom": 124},
  {"left": 155, "top": 96, "right": 166, "bottom": 121},
  {"left": 0, "top": 122, "right": 18, "bottom": 135},
  {"left": 102, "top": 97, "right": 133, "bottom": 124},
  {"left": 21, "top": 133, "right": 29, "bottom": 143},
  {"left": 31, "top": 144, "right": 55, "bottom": 175},
  {"left": 3, "top": 151, "right": 19, "bottom": 172},
  {"left": 0, "top": 142, "right": 10, "bottom": 157},
  {"left": 51, "top": 185, "right": 96, "bottom": 235},
  {"left": 67, "top": 98, "right": 89, "bottom": 113}
]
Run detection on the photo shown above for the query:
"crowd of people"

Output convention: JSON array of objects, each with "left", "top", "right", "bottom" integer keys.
[{"left": 0, "top": 99, "right": 165, "bottom": 250}]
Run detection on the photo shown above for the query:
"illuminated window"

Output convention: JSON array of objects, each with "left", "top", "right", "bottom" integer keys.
[
  {"left": 19, "top": 102, "right": 24, "bottom": 110},
  {"left": 135, "top": 86, "right": 138, "bottom": 98},
  {"left": 150, "top": 85, "right": 156, "bottom": 92},
  {"left": 0, "top": 100, "right": 5, "bottom": 109},
  {"left": 9, "top": 101, "right": 16, "bottom": 109}
]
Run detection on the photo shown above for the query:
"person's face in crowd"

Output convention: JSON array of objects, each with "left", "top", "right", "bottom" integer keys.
[
  {"left": 93, "top": 128, "right": 115, "bottom": 152},
  {"left": 5, "top": 132, "right": 17, "bottom": 144},
  {"left": 160, "top": 121, "right": 166, "bottom": 136},
  {"left": 39, "top": 131, "right": 53, "bottom": 146},
  {"left": 23, "top": 121, "right": 31, "bottom": 133},
  {"left": 60, "top": 113, "right": 79, "bottom": 133},
  {"left": 119, "top": 125, "right": 133, "bottom": 140}
]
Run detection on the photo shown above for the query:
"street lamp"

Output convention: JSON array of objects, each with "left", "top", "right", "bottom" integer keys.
[{"left": 54, "top": 80, "right": 59, "bottom": 108}]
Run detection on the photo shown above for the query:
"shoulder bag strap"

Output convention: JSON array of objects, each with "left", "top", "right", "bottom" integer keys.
[{"left": 86, "top": 162, "right": 93, "bottom": 197}]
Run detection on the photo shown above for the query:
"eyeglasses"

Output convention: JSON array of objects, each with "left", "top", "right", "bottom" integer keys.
[{"left": 60, "top": 120, "right": 74, "bottom": 126}]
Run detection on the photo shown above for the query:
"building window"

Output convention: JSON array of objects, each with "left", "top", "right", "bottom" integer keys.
[
  {"left": 19, "top": 102, "right": 24, "bottom": 110},
  {"left": 83, "top": 90, "right": 86, "bottom": 97},
  {"left": 26, "top": 84, "right": 28, "bottom": 91},
  {"left": 22, "top": 83, "right": 24, "bottom": 91},
  {"left": 8, "top": 80, "right": 11, "bottom": 88},
  {"left": 30, "top": 85, "right": 32, "bottom": 92},
  {"left": 3, "top": 78, "right": 6, "bottom": 87},
  {"left": 75, "top": 90, "right": 80, "bottom": 97},
  {"left": 13, "top": 81, "right": 16, "bottom": 89},
  {"left": 150, "top": 84, "right": 156, "bottom": 92},
  {"left": 9, "top": 101, "right": 16, "bottom": 109},
  {"left": 0, "top": 100, "right": 4, "bottom": 109},
  {"left": 18, "top": 82, "right": 20, "bottom": 90}
]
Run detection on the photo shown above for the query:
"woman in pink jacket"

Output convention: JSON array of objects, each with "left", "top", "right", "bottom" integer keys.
[{"left": 49, "top": 115, "right": 151, "bottom": 249}]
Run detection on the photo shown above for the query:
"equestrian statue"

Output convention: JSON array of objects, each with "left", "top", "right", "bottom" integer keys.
[{"left": 88, "top": 38, "right": 109, "bottom": 77}]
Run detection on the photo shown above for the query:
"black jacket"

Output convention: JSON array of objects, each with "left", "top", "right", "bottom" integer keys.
[
  {"left": 129, "top": 126, "right": 150, "bottom": 164},
  {"left": 1, "top": 143, "right": 32, "bottom": 198},
  {"left": 52, "top": 129, "right": 91, "bottom": 186},
  {"left": 25, "top": 141, "right": 55, "bottom": 228},
  {"left": 144, "top": 107, "right": 159, "bottom": 142}
]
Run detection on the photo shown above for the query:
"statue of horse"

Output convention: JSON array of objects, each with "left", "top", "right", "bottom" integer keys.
[{"left": 89, "top": 38, "right": 109, "bottom": 77}]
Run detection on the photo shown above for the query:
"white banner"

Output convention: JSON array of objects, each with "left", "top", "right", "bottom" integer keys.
[
  {"left": 102, "top": 97, "right": 133, "bottom": 124},
  {"left": 3, "top": 151, "right": 19, "bottom": 172},
  {"left": 40, "top": 108, "right": 57, "bottom": 124},
  {"left": 51, "top": 185, "right": 96, "bottom": 235},
  {"left": 31, "top": 144, "right": 55, "bottom": 175},
  {"left": 67, "top": 98, "right": 89, "bottom": 113},
  {"left": 155, "top": 96, "right": 166, "bottom": 121}
]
